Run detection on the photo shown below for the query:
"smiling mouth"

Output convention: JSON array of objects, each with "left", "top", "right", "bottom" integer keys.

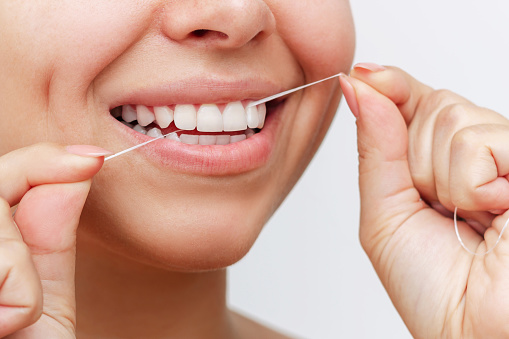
[{"left": 110, "top": 100, "right": 272, "bottom": 146}]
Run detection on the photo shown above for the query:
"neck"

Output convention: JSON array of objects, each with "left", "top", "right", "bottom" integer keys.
[{"left": 75, "top": 237, "right": 234, "bottom": 339}]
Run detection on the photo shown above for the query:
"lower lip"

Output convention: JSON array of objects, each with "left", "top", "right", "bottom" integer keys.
[{"left": 109, "top": 103, "right": 284, "bottom": 176}]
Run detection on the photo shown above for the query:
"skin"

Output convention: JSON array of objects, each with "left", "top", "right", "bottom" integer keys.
[
  {"left": 0, "top": 0, "right": 355, "bottom": 338},
  {"left": 3, "top": 1, "right": 509, "bottom": 338}
]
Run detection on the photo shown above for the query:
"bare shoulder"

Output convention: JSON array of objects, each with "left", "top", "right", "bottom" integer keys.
[{"left": 230, "top": 311, "right": 297, "bottom": 339}]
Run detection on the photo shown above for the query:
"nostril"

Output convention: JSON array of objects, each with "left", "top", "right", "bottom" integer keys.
[
  {"left": 191, "top": 29, "right": 228, "bottom": 40},
  {"left": 192, "top": 29, "right": 208, "bottom": 38}
]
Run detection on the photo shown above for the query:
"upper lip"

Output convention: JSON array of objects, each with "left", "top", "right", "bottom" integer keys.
[{"left": 106, "top": 77, "right": 287, "bottom": 109}]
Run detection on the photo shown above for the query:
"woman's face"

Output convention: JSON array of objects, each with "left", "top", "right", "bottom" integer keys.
[{"left": 0, "top": 1, "right": 354, "bottom": 270}]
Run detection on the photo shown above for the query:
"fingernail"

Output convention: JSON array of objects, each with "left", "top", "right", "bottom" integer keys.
[
  {"left": 339, "top": 73, "right": 360, "bottom": 118},
  {"left": 353, "top": 62, "right": 386, "bottom": 73},
  {"left": 66, "top": 145, "right": 113, "bottom": 157}
]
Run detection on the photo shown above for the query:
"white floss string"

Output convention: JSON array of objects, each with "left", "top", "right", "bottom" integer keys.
[
  {"left": 247, "top": 73, "right": 342, "bottom": 108},
  {"left": 454, "top": 207, "right": 509, "bottom": 255},
  {"left": 105, "top": 73, "right": 342, "bottom": 161},
  {"left": 104, "top": 131, "right": 182, "bottom": 161}
]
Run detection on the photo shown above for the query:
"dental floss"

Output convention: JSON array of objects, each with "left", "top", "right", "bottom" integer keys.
[
  {"left": 104, "top": 130, "right": 182, "bottom": 161},
  {"left": 246, "top": 73, "right": 342, "bottom": 108},
  {"left": 454, "top": 207, "right": 509, "bottom": 255},
  {"left": 106, "top": 72, "right": 343, "bottom": 161}
]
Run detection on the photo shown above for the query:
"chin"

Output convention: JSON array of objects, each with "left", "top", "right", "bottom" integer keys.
[{"left": 79, "top": 176, "right": 279, "bottom": 271}]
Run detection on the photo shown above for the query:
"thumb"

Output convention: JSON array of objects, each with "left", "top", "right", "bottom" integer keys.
[
  {"left": 349, "top": 64, "right": 436, "bottom": 125},
  {"left": 339, "top": 75, "right": 425, "bottom": 254},
  {"left": 12, "top": 179, "right": 92, "bottom": 334}
]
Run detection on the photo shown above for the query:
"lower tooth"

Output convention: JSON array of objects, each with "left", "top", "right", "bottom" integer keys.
[
  {"left": 180, "top": 134, "right": 199, "bottom": 145},
  {"left": 139, "top": 131, "right": 249, "bottom": 145},
  {"left": 133, "top": 124, "right": 147, "bottom": 135},
  {"left": 230, "top": 134, "right": 246, "bottom": 143},
  {"left": 147, "top": 128, "right": 163, "bottom": 138},
  {"left": 216, "top": 135, "right": 230, "bottom": 145},
  {"left": 166, "top": 132, "right": 180, "bottom": 142},
  {"left": 199, "top": 135, "right": 217, "bottom": 145}
]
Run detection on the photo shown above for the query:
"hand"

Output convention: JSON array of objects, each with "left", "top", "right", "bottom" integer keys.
[
  {"left": 340, "top": 64, "right": 509, "bottom": 338},
  {"left": 0, "top": 143, "right": 107, "bottom": 338}
]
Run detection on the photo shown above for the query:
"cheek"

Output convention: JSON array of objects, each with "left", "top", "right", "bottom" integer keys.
[
  {"left": 273, "top": 0, "right": 355, "bottom": 77},
  {"left": 0, "top": 1, "right": 154, "bottom": 81},
  {"left": 0, "top": 1, "right": 158, "bottom": 150}
]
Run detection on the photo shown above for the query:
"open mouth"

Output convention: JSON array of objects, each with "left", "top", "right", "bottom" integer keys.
[{"left": 110, "top": 100, "right": 271, "bottom": 146}]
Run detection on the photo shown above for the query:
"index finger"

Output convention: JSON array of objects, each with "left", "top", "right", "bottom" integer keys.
[
  {"left": 350, "top": 64, "right": 455, "bottom": 124},
  {"left": 0, "top": 143, "right": 107, "bottom": 206}
]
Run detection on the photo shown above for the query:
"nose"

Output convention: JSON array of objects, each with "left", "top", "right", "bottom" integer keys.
[{"left": 161, "top": 0, "right": 276, "bottom": 49}]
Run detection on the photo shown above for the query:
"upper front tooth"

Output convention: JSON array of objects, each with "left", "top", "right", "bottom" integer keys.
[
  {"left": 197, "top": 104, "right": 223, "bottom": 132},
  {"left": 246, "top": 104, "right": 259, "bottom": 129},
  {"left": 136, "top": 105, "right": 155, "bottom": 126},
  {"left": 174, "top": 104, "right": 197, "bottom": 130},
  {"left": 223, "top": 101, "right": 247, "bottom": 132},
  {"left": 154, "top": 106, "right": 174, "bottom": 129},
  {"left": 122, "top": 105, "right": 137, "bottom": 123},
  {"left": 257, "top": 104, "right": 266, "bottom": 129}
]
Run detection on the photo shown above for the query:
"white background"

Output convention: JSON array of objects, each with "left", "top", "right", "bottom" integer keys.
[{"left": 228, "top": 1, "right": 509, "bottom": 338}]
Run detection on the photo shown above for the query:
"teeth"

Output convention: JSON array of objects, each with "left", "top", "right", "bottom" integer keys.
[
  {"left": 164, "top": 133, "right": 252, "bottom": 145},
  {"left": 246, "top": 105, "right": 259, "bottom": 129},
  {"left": 216, "top": 135, "right": 230, "bottom": 145},
  {"left": 147, "top": 127, "right": 163, "bottom": 138},
  {"left": 180, "top": 134, "right": 199, "bottom": 145},
  {"left": 174, "top": 104, "right": 197, "bottom": 130},
  {"left": 257, "top": 104, "right": 266, "bottom": 129},
  {"left": 122, "top": 105, "right": 137, "bottom": 123},
  {"left": 199, "top": 135, "right": 217, "bottom": 145},
  {"left": 230, "top": 134, "right": 247, "bottom": 143},
  {"left": 197, "top": 104, "right": 223, "bottom": 132},
  {"left": 166, "top": 132, "right": 180, "bottom": 142},
  {"left": 116, "top": 101, "right": 269, "bottom": 145},
  {"left": 133, "top": 124, "right": 147, "bottom": 135},
  {"left": 154, "top": 106, "right": 174, "bottom": 129},
  {"left": 223, "top": 101, "right": 248, "bottom": 132},
  {"left": 136, "top": 105, "right": 155, "bottom": 126}
]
